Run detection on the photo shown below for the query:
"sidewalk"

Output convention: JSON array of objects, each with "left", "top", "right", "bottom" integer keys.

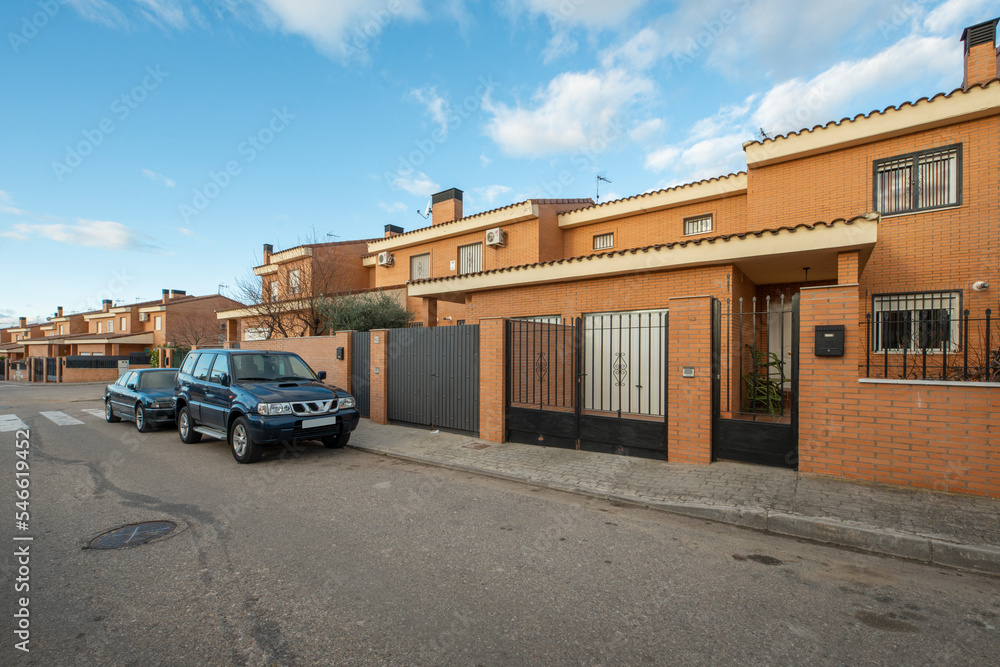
[{"left": 349, "top": 420, "right": 1000, "bottom": 575}]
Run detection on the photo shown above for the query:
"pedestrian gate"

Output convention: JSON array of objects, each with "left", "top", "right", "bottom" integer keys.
[
  {"left": 351, "top": 331, "right": 371, "bottom": 417},
  {"left": 388, "top": 326, "right": 480, "bottom": 433},
  {"left": 506, "top": 314, "right": 668, "bottom": 460},
  {"left": 712, "top": 295, "right": 799, "bottom": 469}
]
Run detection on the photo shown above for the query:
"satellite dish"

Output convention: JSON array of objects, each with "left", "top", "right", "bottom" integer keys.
[{"left": 418, "top": 200, "right": 432, "bottom": 219}]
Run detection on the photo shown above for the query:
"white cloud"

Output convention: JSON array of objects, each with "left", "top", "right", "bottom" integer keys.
[
  {"left": 377, "top": 201, "right": 408, "bottom": 213},
  {"left": 1, "top": 219, "right": 164, "bottom": 253},
  {"left": 923, "top": 0, "right": 998, "bottom": 35},
  {"left": 66, "top": 0, "right": 130, "bottom": 29},
  {"left": 541, "top": 30, "right": 578, "bottom": 64},
  {"left": 408, "top": 87, "right": 450, "bottom": 137},
  {"left": 472, "top": 185, "right": 512, "bottom": 205},
  {"left": 391, "top": 171, "right": 439, "bottom": 197},
  {"left": 484, "top": 68, "right": 653, "bottom": 157},
  {"left": 177, "top": 227, "right": 195, "bottom": 236},
  {"left": 479, "top": 152, "right": 493, "bottom": 167},
  {"left": 252, "top": 0, "right": 424, "bottom": 59},
  {"left": 142, "top": 168, "right": 176, "bottom": 188},
  {"left": 629, "top": 118, "right": 665, "bottom": 145},
  {"left": 0, "top": 190, "right": 10, "bottom": 204},
  {"left": 135, "top": 0, "right": 199, "bottom": 30},
  {"left": 507, "top": 0, "right": 648, "bottom": 28}
]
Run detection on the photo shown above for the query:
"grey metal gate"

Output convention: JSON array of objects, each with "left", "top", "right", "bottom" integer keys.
[
  {"left": 351, "top": 331, "right": 371, "bottom": 417},
  {"left": 388, "top": 326, "right": 479, "bottom": 433},
  {"left": 46, "top": 357, "right": 58, "bottom": 382}
]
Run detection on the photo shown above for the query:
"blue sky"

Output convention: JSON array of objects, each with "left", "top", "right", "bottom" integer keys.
[{"left": 1, "top": 0, "right": 997, "bottom": 326}]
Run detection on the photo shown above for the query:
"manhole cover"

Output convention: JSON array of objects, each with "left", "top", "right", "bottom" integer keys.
[{"left": 87, "top": 521, "right": 176, "bottom": 550}]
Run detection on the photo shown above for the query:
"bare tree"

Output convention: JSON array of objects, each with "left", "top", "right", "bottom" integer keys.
[
  {"left": 230, "top": 228, "right": 370, "bottom": 339},
  {"left": 171, "top": 310, "right": 226, "bottom": 348}
]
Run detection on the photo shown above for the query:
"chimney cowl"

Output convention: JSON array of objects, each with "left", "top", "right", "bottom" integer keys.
[
  {"left": 162, "top": 289, "right": 170, "bottom": 304},
  {"left": 57, "top": 306, "right": 64, "bottom": 317},
  {"left": 102, "top": 299, "right": 112, "bottom": 312},
  {"left": 18, "top": 317, "right": 26, "bottom": 327},
  {"left": 384, "top": 224, "right": 404, "bottom": 238}
]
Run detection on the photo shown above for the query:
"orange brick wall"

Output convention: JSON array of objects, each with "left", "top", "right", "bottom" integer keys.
[
  {"left": 369, "top": 330, "right": 389, "bottom": 424},
  {"left": 749, "top": 117, "right": 1000, "bottom": 317},
  {"left": 964, "top": 41, "right": 999, "bottom": 88},
  {"left": 666, "top": 296, "right": 715, "bottom": 463},
  {"left": 798, "top": 283, "right": 999, "bottom": 498},
  {"left": 562, "top": 194, "right": 747, "bottom": 257},
  {"left": 239, "top": 332, "right": 352, "bottom": 391},
  {"left": 478, "top": 319, "right": 506, "bottom": 442}
]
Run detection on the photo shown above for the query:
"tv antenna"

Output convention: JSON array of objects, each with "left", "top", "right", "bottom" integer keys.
[
  {"left": 596, "top": 173, "right": 612, "bottom": 203},
  {"left": 218, "top": 283, "right": 229, "bottom": 294},
  {"left": 417, "top": 200, "right": 432, "bottom": 219},
  {"left": 325, "top": 232, "right": 340, "bottom": 242}
]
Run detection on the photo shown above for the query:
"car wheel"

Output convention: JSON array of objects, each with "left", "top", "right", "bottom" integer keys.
[
  {"left": 322, "top": 432, "right": 350, "bottom": 449},
  {"left": 105, "top": 399, "right": 121, "bottom": 423},
  {"left": 135, "top": 404, "right": 151, "bottom": 433},
  {"left": 177, "top": 406, "right": 202, "bottom": 444},
  {"left": 229, "top": 416, "right": 263, "bottom": 464}
]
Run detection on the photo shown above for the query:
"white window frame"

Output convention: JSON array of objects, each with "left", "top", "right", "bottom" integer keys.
[
  {"left": 120, "top": 316, "right": 127, "bottom": 331},
  {"left": 107, "top": 319, "right": 114, "bottom": 333},
  {"left": 458, "top": 243, "right": 482, "bottom": 275},
  {"left": 97, "top": 322, "right": 102, "bottom": 334},
  {"left": 593, "top": 232, "right": 614, "bottom": 250},
  {"left": 289, "top": 269, "right": 301, "bottom": 295},
  {"left": 683, "top": 214, "right": 713, "bottom": 236},
  {"left": 155, "top": 316, "right": 162, "bottom": 331},
  {"left": 874, "top": 144, "right": 961, "bottom": 215},
  {"left": 269, "top": 280, "right": 279, "bottom": 302},
  {"left": 872, "top": 291, "right": 961, "bottom": 353}
]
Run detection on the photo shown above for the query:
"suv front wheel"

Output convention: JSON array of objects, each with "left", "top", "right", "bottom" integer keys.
[
  {"left": 230, "top": 416, "right": 264, "bottom": 464},
  {"left": 322, "top": 432, "right": 350, "bottom": 449}
]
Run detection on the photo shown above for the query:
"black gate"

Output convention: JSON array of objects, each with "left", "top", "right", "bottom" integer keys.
[
  {"left": 46, "top": 357, "right": 58, "bottom": 382},
  {"left": 506, "top": 314, "right": 668, "bottom": 460},
  {"left": 388, "top": 326, "right": 480, "bottom": 433},
  {"left": 712, "top": 295, "right": 799, "bottom": 469},
  {"left": 351, "top": 331, "right": 371, "bottom": 417},
  {"left": 33, "top": 359, "right": 43, "bottom": 382}
]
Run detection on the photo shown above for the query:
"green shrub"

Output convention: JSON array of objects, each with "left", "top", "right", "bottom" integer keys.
[{"left": 318, "top": 290, "right": 413, "bottom": 332}]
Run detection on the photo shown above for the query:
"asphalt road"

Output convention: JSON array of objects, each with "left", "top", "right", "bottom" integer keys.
[{"left": 1, "top": 382, "right": 998, "bottom": 666}]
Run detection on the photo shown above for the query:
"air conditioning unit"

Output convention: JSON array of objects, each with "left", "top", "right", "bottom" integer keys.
[
  {"left": 377, "top": 251, "right": 394, "bottom": 266},
  {"left": 485, "top": 228, "right": 506, "bottom": 247},
  {"left": 139, "top": 313, "right": 150, "bottom": 322}
]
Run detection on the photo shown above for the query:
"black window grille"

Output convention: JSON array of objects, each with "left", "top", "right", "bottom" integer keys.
[{"left": 874, "top": 144, "right": 961, "bottom": 215}]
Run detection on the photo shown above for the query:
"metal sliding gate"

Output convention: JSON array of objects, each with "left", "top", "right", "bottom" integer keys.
[
  {"left": 506, "top": 313, "right": 668, "bottom": 460},
  {"left": 712, "top": 295, "right": 799, "bottom": 469},
  {"left": 388, "top": 326, "right": 480, "bottom": 433},
  {"left": 351, "top": 331, "right": 371, "bottom": 417},
  {"left": 46, "top": 357, "right": 58, "bottom": 382}
]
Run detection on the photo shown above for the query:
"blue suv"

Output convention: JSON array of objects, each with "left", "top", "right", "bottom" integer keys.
[{"left": 174, "top": 349, "right": 359, "bottom": 463}]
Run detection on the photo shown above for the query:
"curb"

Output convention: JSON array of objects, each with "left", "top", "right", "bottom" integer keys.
[{"left": 349, "top": 443, "right": 1000, "bottom": 576}]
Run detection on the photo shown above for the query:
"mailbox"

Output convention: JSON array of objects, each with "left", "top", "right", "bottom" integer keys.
[
  {"left": 814, "top": 325, "right": 845, "bottom": 357},
  {"left": 336, "top": 347, "right": 345, "bottom": 360}
]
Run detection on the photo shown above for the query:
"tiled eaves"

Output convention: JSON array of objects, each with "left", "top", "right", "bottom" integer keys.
[
  {"left": 409, "top": 215, "right": 875, "bottom": 286},
  {"left": 744, "top": 78, "right": 1000, "bottom": 148},
  {"left": 558, "top": 172, "right": 748, "bottom": 217},
  {"left": 371, "top": 198, "right": 595, "bottom": 243}
]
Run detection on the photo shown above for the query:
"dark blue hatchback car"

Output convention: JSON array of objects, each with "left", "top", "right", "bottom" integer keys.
[{"left": 174, "top": 349, "right": 359, "bottom": 463}]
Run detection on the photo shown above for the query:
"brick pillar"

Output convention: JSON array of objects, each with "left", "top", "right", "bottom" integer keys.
[
  {"left": 420, "top": 298, "right": 438, "bottom": 328},
  {"left": 369, "top": 329, "right": 389, "bottom": 425},
  {"left": 667, "top": 295, "right": 714, "bottom": 464},
  {"left": 478, "top": 318, "right": 506, "bottom": 442},
  {"left": 335, "top": 331, "right": 353, "bottom": 394},
  {"left": 797, "top": 283, "right": 860, "bottom": 477},
  {"left": 837, "top": 250, "right": 860, "bottom": 284}
]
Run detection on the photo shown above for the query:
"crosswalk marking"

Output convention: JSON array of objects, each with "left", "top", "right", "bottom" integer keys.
[
  {"left": 0, "top": 414, "right": 28, "bottom": 432},
  {"left": 81, "top": 409, "right": 105, "bottom": 419},
  {"left": 40, "top": 411, "right": 85, "bottom": 426}
]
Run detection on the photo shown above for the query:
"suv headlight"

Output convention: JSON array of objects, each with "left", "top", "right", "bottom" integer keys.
[
  {"left": 257, "top": 402, "right": 293, "bottom": 416},
  {"left": 338, "top": 396, "right": 356, "bottom": 410}
]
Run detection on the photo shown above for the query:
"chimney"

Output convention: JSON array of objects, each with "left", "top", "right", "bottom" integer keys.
[
  {"left": 162, "top": 289, "right": 170, "bottom": 304},
  {"left": 263, "top": 243, "right": 273, "bottom": 264},
  {"left": 961, "top": 17, "right": 999, "bottom": 89},
  {"left": 170, "top": 289, "right": 187, "bottom": 300},
  {"left": 431, "top": 188, "right": 463, "bottom": 226},
  {"left": 57, "top": 306, "right": 63, "bottom": 317},
  {"left": 18, "top": 317, "right": 26, "bottom": 328},
  {"left": 384, "top": 224, "right": 404, "bottom": 238},
  {"left": 102, "top": 299, "right": 112, "bottom": 312}
]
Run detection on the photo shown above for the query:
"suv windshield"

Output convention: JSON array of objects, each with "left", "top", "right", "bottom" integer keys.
[{"left": 231, "top": 354, "right": 317, "bottom": 382}]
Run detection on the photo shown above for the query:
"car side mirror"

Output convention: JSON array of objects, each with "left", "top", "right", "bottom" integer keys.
[
  {"left": 317, "top": 371, "right": 327, "bottom": 381},
  {"left": 126, "top": 383, "right": 137, "bottom": 391},
  {"left": 219, "top": 373, "right": 230, "bottom": 386}
]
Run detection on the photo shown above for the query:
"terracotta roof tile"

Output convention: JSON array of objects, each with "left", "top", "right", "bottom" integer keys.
[{"left": 558, "top": 172, "right": 747, "bottom": 216}]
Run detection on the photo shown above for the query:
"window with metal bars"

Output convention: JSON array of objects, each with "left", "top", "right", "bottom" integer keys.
[
  {"left": 457, "top": 242, "right": 482, "bottom": 275},
  {"left": 872, "top": 291, "right": 961, "bottom": 353},
  {"left": 683, "top": 214, "right": 713, "bottom": 235},
  {"left": 410, "top": 253, "right": 430, "bottom": 281},
  {"left": 593, "top": 232, "right": 614, "bottom": 250},
  {"left": 873, "top": 145, "right": 961, "bottom": 215}
]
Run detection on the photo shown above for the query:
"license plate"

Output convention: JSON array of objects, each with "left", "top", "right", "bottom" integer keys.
[{"left": 303, "top": 416, "right": 337, "bottom": 429}]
